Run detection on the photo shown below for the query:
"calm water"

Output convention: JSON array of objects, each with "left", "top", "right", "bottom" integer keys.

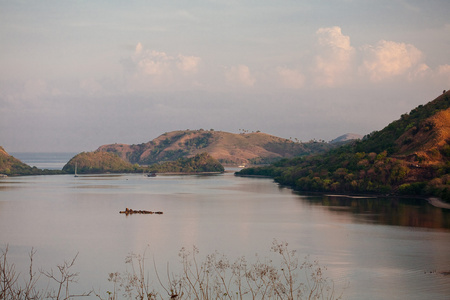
[
  {"left": 1, "top": 157, "right": 450, "bottom": 299},
  {"left": 11, "top": 152, "right": 77, "bottom": 170}
]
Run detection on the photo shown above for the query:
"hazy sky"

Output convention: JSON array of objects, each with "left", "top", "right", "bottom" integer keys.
[{"left": 1, "top": 0, "right": 449, "bottom": 152}]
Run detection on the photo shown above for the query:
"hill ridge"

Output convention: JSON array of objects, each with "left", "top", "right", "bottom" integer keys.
[
  {"left": 97, "top": 130, "right": 334, "bottom": 165},
  {"left": 237, "top": 91, "right": 450, "bottom": 202}
]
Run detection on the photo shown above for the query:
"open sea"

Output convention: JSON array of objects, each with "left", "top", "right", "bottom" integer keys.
[{"left": 1, "top": 153, "right": 450, "bottom": 299}]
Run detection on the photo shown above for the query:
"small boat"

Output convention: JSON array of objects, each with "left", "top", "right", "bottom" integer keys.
[
  {"left": 147, "top": 173, "right": 156, "bottom": 177},
  {"left": 74, "top": 162, "right": 79, "bottom": 177}
]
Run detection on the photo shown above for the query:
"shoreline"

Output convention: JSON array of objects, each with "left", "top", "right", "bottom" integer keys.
[
  {"left": 236, "top": 174, "right": 450, "bottom": 209},
  {"left": 427, "top": 197, "right": 450, "bottom": 209}
]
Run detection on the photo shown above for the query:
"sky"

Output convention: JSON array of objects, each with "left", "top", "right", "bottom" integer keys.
[{"left": 1, "top": 0, "right": 450, "bottom": 152}]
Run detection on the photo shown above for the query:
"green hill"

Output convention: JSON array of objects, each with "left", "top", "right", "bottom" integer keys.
[
  {"left": 63, "top": 151, "right": 136, "bottom": 174},
  {"left": 0, "top": 147, "right": 63, "bottom": 176},
  {"left": 148, "top": 152, "right": 224, "bottom": 173},
  {"left": 63, "top": 151, "right": 224, "bottom": 174},
  {"left": 237, "top": 91, "right": 450, "bottom": 202},
  {"left": 97, "top": 130, "right": 335, "bottom": 166},
  {"left": 0, "top": 146, "right": 34, "bottom": 175}
]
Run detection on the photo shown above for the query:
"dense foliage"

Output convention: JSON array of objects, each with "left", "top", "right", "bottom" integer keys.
[
  {"left": 148, "top": 152, "right": 224, "bottom": 173},
  {"left": 237, "top": 92, "right": 450, "bottom": 203},
  {"left": 62, "top": 151, "right": 224, "bottom": 174},
  {"left": 63, "top": 151, "right": 137, "bottom": 174}
]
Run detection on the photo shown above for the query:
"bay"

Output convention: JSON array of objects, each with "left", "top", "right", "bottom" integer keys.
[{"left": 0, "top": 170, "right": 449, "bottom": 299}]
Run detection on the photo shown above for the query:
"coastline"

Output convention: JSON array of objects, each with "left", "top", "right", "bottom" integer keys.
[
  {"left": 236, "top": 173, "right": 450, "bottom": 209},
  {"left": 427, "top": 197, "right": 450, "bottom": 209}
]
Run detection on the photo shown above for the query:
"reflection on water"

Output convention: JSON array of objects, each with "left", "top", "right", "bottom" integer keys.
[
  {"left": 301, "top": 194, "right": 450, "bottom": 229},
  {"left": 0, "top": 173, "right": 449, "bottom": 300}
]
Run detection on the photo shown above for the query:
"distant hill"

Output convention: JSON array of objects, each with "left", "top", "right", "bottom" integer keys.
[
  {"left": 97, "top": 130, "right": 334, "bottom": 166},
  {"left": 237, "top": 91, "right": 450, "bottom": 202},
  {"left": 0, "top": 146, "right": 33, "bottom": 175},
  {"left": 330, "top": 133, "right": 362, "bottom": 144},
  {"left": 0, "top": 146, "right": 64, "bottom": 176},
  {"left": 62, "top": 151, "right": 136, "bottom": 174},
  {"left": 62, "top": 151, "right": 224, "bottom": 174}
]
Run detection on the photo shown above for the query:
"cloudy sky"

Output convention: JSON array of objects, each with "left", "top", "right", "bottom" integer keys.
[{"left": 1, "top": 0, "right": 449, "bottom": 152}]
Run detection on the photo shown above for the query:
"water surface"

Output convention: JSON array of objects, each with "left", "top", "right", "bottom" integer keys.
[{"left": 0, "top": 172, "right": 449, "bottom": 299}]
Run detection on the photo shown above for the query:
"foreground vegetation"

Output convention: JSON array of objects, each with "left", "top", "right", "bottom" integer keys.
[
  {"left": 237, "top": 92, "right": 450, "bottom": 203},
  {"left": 1, "top": 241, "right": 342, "bottom": 300}
]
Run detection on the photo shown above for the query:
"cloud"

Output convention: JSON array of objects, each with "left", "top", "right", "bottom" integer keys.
[
  {"left": 360, "top": 40, "right": 423, "bottom": 81},
  {"left": 436, "top": 64, "right": 450, "bottom": 86},
  {"left": 313, "top": 26, "right": 355, "bottom": 87},
  {"left": 277, "top": 67, "right": 305, "bottom": 89},
  {"left": 407, "top": 63, "right": 431, "bottom": 81},
  {"left": 437, "top": 64, "right": 450, "bottom": 76},
  {"left": 177, "top": 55, "right": 201, "bottom": 73},
  {"left": 225, "top": 65, "right": 256, "bottom": 87},
  {"left": 126, "top": 43, "right": 202, "bottom": 91}
]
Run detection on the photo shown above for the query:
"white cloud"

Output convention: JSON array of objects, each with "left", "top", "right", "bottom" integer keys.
[
  {"left": 437, "top": 64, "right": 450, "bottom": 76},
  {"left": 277, "top": 67, "right": 305, "bottom": 89},
  {"left": 408, "top": 63, "right": 431, "bottom": 81},
  {"left": 436, "top": 64, "right": 450, "bottom": 86},
  {"left": 313, "top": 26, "right": 355, "bottom": 87},
  {"left": 126, "top": 43, "right": 202, "bottom": 91},
  {"left": 360, "top": 40, "right": 423, "bottom": 82},
  {"left": 177, "top": 55, "right": 201, "bottom": 73},
  {"left": 225, "top": 65, "right": 256, "bottom": 87},
  {"left": 135, "top": 42, "right": 143, "bottom": 55}
]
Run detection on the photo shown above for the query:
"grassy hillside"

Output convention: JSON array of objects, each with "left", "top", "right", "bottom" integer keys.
[
  {"left": 0, "top": 146, "right": 34, "bottom": 175},
  {"left": 97, "top": 130, "right": 335, "bottom": 165},
  {"left": 0, "top": 147, "right": 63, "bottom": 176},
  {"left": 148, "top": 152, "right": 224, "bottom": 173},
  {"left": 63, "top": 151, "right": 137, "bottom": 174},
  {"left": 63, "top": 151, "right": 224, "bottom": 174},
  {"left": 237, "top": 91, "right": 450, "bottom": 202}
]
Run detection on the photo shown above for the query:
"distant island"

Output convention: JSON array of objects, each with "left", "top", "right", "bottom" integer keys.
[
  {"left": 62, "top": 152, "right": 224, "bottom": 175},
  {"left": 96, "top": 130, "right": 339, "bottom": 166},
  {"left": 0, "top": 130, "right": 354, "bottom": 176},
  {"left": 237, "top": 91, "right": 450, "bottom": 203}
]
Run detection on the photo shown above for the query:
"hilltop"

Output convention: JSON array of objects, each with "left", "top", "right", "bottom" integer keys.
[
  {"left": 237, "top": 91, "right": 450, "bottom": 202},
  {"left": 97, "top": 130, "right": 334, "bottom": 166},
  {"left": 330, "top": 133, "right": 362, "bottom": 144}
]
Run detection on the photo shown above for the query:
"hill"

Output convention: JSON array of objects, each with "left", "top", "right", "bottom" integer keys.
[
  {"left": 97, "top": 130, "right": 334, "bottom": 166},
  {"left": 63, "top": 151, "right": 224, "bottom": 174},
  {"left": 62, "top": 151, "right": 136, "bottom": 174},
  {"left": 148, "top": 152, "right": 224, "bottom": 173},
  {"left": 0, "top": 146, "right": 63, "bottom": 176},
  {"left": 0, "top": 146, "right": 34, "bottom": 175},
  {"left": 330, "top": 133, "right": 362, "bottom": 144},
  {"left": 237, "top": 91, "right": 450, "bottom": 202}
]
